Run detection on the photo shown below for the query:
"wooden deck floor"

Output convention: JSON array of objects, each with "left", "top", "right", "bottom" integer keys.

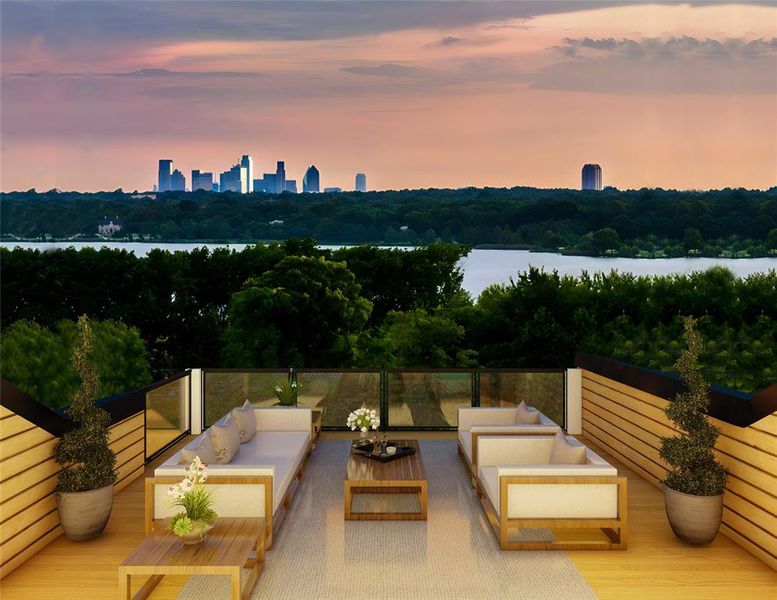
[{"left": 0, "top": 433, "right": 774, "bottom": 599}]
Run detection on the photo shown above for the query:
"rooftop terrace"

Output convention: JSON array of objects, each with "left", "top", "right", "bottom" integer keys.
[{"left": 1, "top": 361, "right": 775, "bottom": 599}]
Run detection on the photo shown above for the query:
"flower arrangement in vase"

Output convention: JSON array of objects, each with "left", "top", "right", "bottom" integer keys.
[
  {"left": 347, "top": 407, "right": 380, "bottom": 450},
  {"left": 167, "top": 457, "right": 217, "bottom": 544},
  {"left": 273, "top": 378, "right": 300, "bottom": 406}
]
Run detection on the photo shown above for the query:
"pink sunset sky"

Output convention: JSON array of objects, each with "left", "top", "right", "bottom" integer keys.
[{"left": 1, "top": 1, "right": 776, "bottom": 192}]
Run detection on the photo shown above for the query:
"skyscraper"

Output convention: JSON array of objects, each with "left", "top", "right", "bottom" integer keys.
[
  {"left": 158, "top": 159, "right": 173, "bottom": 192},
  {"left": 171, "top": 169, "right": 186, "bottom": 191},
  {"left": 581, "top": 164, "right": 603, "bottom": 191},
  {"left": 285, "top": 180, "right": 298, "bottom": 193},
  {"left": 191, "top": 170, "right": 213, "bottom": 191},
  {"left": 219, "top": 164, "right": 247, "bottom": 193},
  {"left": 355, "top": 173, "right": 367, "bottom": 192},
  {"left": 240, "top": 155, "right": 253, "bottom": 193},
  {"left": 276, "top": 161, "right": 286, "bottom": 194},
  {"left": 303, "top": 165, "right": 320, "bottom": 193}
]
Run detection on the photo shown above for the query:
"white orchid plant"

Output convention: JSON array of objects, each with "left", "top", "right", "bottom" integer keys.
[
  {"left": 347, "top": 407, "right": 380, "bottom": 433},
  {"left": 167, "top": 457, "right": 217, "bottom": 540}
]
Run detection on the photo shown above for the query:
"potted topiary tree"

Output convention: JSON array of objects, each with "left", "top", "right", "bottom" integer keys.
[
  {"left": 53, "top": 315, "right": 117, "bottom": 541},
  {"left": 660, "top": 316, "right": 727, "bottom": 545}
]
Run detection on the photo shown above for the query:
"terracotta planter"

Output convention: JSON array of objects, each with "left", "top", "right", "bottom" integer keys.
[
  {"left": 664, "top": 486, "right": 723, "bottom": 545},
  {"left": 57, "top": 483, "right": 114, "bottom": 541}
]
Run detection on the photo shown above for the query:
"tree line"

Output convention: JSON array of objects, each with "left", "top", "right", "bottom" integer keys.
[
  {"left": 2, "top": 187, "right": 777, "bottom": 257},
  {"left": 1, "top": 241, "right": 774, "bottom": 410}
]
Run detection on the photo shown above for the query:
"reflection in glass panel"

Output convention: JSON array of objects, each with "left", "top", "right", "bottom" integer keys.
[
  {"left": 479, "top": 371, "right": 565, "bottom": 428},
  {"left": 388, "top": 372, "right": 471, "bottom": 427},
  {"left": 203, "top": 371, "right": 287, "bottom": 426},
  {"left": 146, "top": 376, "right": 189, "bottom": 458},
  {"left": 295, "top": 371, "right": 380, "bottom": 428}
]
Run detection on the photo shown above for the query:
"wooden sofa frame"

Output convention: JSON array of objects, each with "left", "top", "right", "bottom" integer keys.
[
  {"left": 477, "top": 474, "right": 628, "bottom": 551},
  {"left": 145, "top": 437, "right": 313, "bottom": 550}
]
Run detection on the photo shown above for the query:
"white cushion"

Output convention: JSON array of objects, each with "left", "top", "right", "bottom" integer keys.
[
  {"left": 516, "top": 401, "right": 541, "bottom": 424},
  {"left": 179, "top": 433, "right": 218, "bottom": 466},
  {"left": 458, "top": 430, "right": 473, "bottom": 462},
  {"left": 550, "top": 432, "right": 586, "bottom": 464},
  {"left": 479, "top": 466, "right": 500, "bottom": 511},
  {"left": 210, "top": 414, "right": 241, "bottom": 464},
  {"left": 231, "top": 400, "right": 257, "bottom": 443}
]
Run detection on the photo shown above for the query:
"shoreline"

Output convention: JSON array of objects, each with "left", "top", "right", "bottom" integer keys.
[{"left": 1, "top": 239, "right": 775, "bottom": 260}]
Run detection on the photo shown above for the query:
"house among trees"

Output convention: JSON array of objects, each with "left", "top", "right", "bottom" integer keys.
[{"left": 97, "top": 215, "right": 122, "bottom": 236}]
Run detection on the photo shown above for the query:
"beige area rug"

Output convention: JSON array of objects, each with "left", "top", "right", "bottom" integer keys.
[{"left": 178, "top": 441, "right": 598, "bottom": 599}]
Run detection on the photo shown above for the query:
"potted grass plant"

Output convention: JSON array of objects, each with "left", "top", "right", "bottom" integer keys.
[
  {"left": 53, "top": 316, "right": 117, "bottom": 541},
  {"left": 167, "top": 457, "right": 217, "bottom": 544},
  {"left": 659, "top": 316, "right": 727, "bottom": 545}
]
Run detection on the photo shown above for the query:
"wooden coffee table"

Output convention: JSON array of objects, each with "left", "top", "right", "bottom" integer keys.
[
  {"left": 118, "top": 517, "right": 265, "bottom": 600},
  {"left": 344, "top": 439, "right": 428, "bottom": 521}
]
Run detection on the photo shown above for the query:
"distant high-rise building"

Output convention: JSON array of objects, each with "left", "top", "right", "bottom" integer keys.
[
  {"left": 211, "top": 182, "right": 220, "bottom": 192},
  {"left": 158, "top": 159, "right": 173, "bottom": 192},
  {"left": 303, "top": 165, "right": 320, "bottom": 193},
  {"left": 171, "top": 169, "right": 186, "bottom": 191},
  {"left": 324, "top": 187, "right": 342, "bottom": 193},
  {"left": 258, "top": 174, "right": 276, "bottom": 193},
  {"left": 581, "top": 164, "right": 602, "bottom": 191},
  {"left": 240, "top": 155, "right": 254, "bottom": 192},
  {"left": 191, "top": 170, "right": 213, "bottom": 192},
  {"left": 275, "top": 161, "right": 286, "bottom": 194},
  {"left": 285, "top": 180, "right": 297, "bottom": 194},
  {"left": 355, "top": 173, "right": 367, "bottom": 192},
  {"left": 219, "top": 164, "right": 247, "bottom": 193}
]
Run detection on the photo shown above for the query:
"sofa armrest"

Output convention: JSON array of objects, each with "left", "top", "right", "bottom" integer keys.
[
  {"left": 254, "top": 407, "right": 312, "bottom": 433},
  {"left": 497, "top": 464, "right": 617, "bottom": 477},
  {"left": 470, "top": 424, "right": 560, "bottom": 435},
  {"left": 458, "top": 407, "right": 517, "bottom": 431}
]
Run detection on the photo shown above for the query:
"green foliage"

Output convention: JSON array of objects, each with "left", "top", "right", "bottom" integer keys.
[
  {"left": 1, "top": 318, "right": 152, "bottom": 409},
  {"left": 52, "top": 316, "right": 117, "bottom": 493},
  {"left": 221, "top": 255, "right": 372, "bottom": 367},
  {"left": 2, "top": 186, "right": 776, "bottom": 256},
  {"left": 273, "top": 377, "right": 300, "bottom": 406},
  {"left": 659, "top": 318, "right": 727, "bottom": 496}
]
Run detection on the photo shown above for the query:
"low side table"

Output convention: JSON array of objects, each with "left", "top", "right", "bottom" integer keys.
[{"left": 118, "top": 517, "right": 264, "bottom": 600}]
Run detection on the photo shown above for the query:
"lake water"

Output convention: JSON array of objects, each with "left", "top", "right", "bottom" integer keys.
[{"left": 2, "top": 241, "right": 774, "bottom": 298}]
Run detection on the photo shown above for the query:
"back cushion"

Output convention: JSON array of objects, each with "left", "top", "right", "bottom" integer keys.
[
  {"left": 179, "top": 433, "right": 218, "bottom": 466},
  {"left": 210, "top": 414, "right": 241, "bottom": 464},
  {"left": 231, "top": 400, "right": 257, "bottom": 443},
  {"left": 516, "top": 401, "right": 541, "bottom": 425},
  {"left": 549, "top": 432, "right": 587, "bottom": 465}
]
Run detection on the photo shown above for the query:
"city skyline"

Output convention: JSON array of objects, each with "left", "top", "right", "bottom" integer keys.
[{"left": 1, "top": 1, "right": 776, "bottom": 192}]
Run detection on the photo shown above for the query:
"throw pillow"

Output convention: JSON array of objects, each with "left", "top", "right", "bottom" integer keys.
[
  {"left": 231, "top": 399, "right": 256, "bottom": 443},
  {"left": 516, "top": 400, "right": 541, "bottom": 424},
  {"left": 549, "top": 432, "right": 587, "bottom": 465},
  {"left": 179, "top": 433, "right": 218, "bottom": 465},
  {"left": 210, "top": 414, "right": 241, "bottom": 464}
]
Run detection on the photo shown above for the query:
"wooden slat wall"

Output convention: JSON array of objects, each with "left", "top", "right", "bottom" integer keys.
[
  {"left": 0, "top": 410, "right": 145, "bottom": 579},
  {"left": 581, "top": 369, "right": 777, "bottom": 571}
]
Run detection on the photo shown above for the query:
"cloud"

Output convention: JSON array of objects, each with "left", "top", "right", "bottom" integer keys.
[
  {"left": 438, "top": 36, "right": 463, "bottom": 46},
  {"left": 340, "top": 64, "right": 430, "bottom": 78},
  {"left": 534, "top": 36, "right": 777, "bottom": 93},
  {"left": 555, "top": 35, "right": 777, "bottom": 60},
  {"left": 6, "top": 68, "right": 265, "bottom": 79}
]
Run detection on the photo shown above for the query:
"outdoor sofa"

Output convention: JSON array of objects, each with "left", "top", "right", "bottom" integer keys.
[
  {"left": 475, "top": 433, "right": 627, "bottom": 550},
  {"left": 146, "top": 405, "right": 314, "bottom": 550},
  {"left": 457, "top": 404, "right": 561, "bottom": 486}
]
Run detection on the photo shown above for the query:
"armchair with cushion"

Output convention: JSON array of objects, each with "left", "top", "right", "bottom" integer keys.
[{"left": 475, "top": 433, "right": 627, "bottom": 550}]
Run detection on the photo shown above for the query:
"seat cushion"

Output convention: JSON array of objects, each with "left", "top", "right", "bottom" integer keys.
[
  {"left": 210, "top": 414, "right": 241, "bottom": 464},
  {"left": 458, "top": 430, "right": 473, "bottom": 463},
  {"left": 516, "top": 401, "right": 541, "bottom": 424},
  {"left": 478, "top": 466, "right": 500, "bottom": 515},
  {"left": 231, "top": 400, "right": 257, "bottom": 443},
  {"left": 549, "top": 432, "right": 587, "bottom": 464}
]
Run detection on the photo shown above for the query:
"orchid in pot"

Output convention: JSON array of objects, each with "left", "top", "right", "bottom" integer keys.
[{"left": 167, "top": 457, "right": 218, "bottom": 544}]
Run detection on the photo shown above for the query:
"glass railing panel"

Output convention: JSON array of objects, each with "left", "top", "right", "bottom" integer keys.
[
  {"left": 145, "top": 374, "right": 189, "bottom": 458},
  {"left": 203, "top": 370, "right": 287, "bottom": 426},
  {"left": 295, "top": 370, "right": 380, "bottom": 429},
  {"left": 479, "top": 370, "right": 565, "bottom": 428},
  {"left": 387, "top": 371, "right": 472, "bottom": 428}
]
